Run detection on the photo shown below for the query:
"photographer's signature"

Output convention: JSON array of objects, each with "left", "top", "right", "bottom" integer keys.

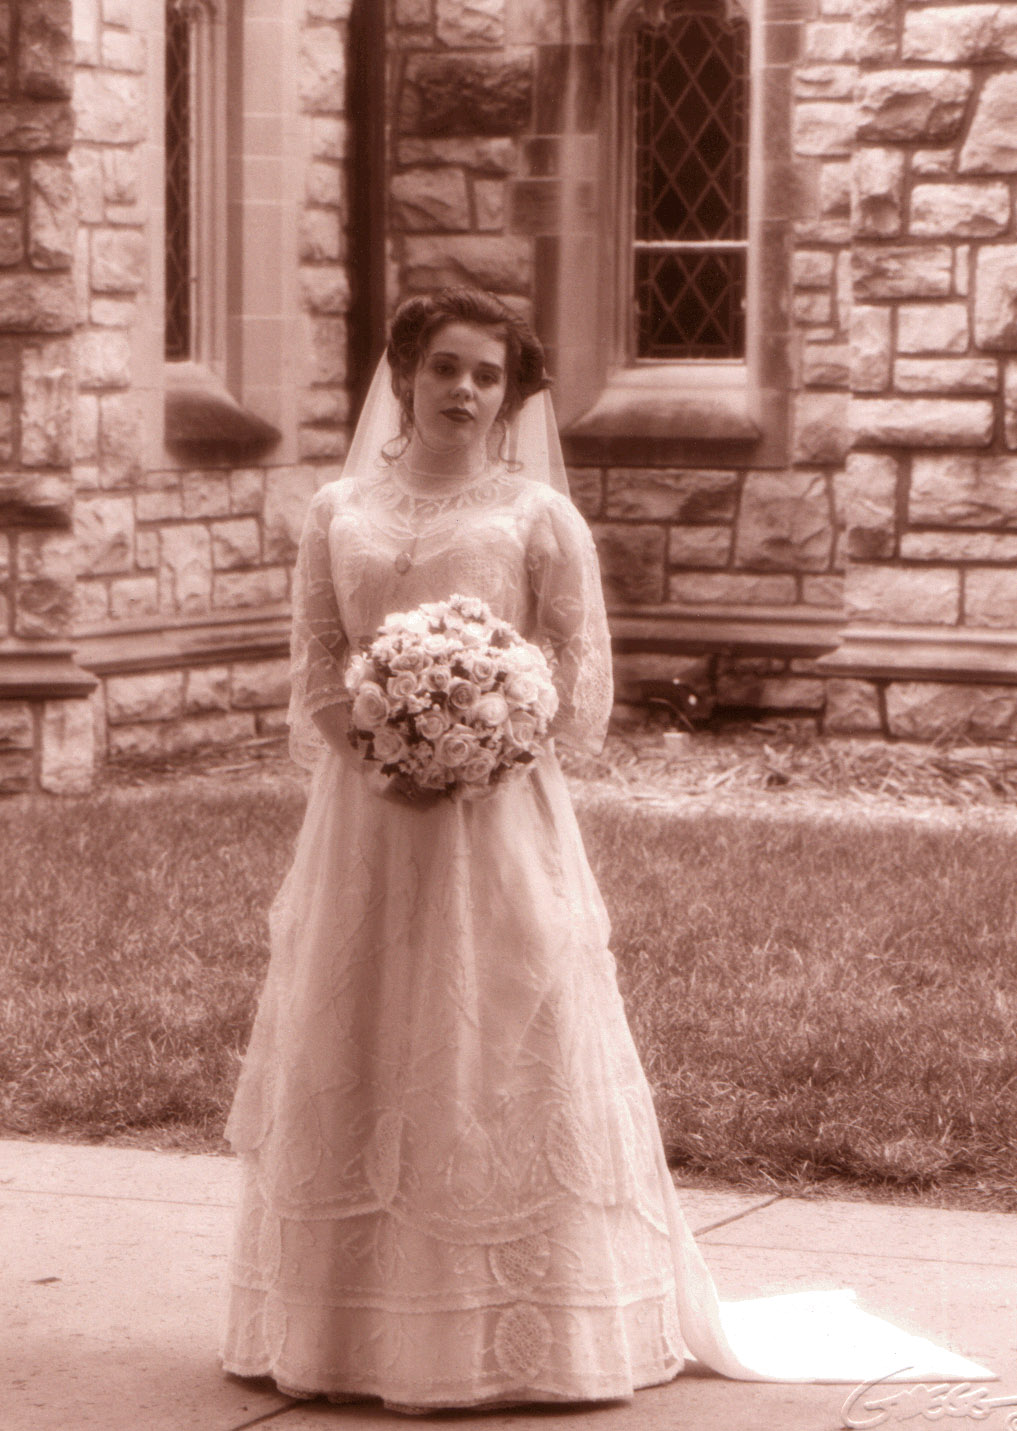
[{"left": 842, "top": 1371, "right": 1017, "bottom": 1428}]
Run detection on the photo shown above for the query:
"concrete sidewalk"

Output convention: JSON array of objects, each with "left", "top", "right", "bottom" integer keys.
[{"left": 3, "top": 1139, "right": 1014, "bottom": 1431}]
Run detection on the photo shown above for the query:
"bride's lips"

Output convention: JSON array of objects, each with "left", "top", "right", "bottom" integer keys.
[{"left": 441, "top": 408, "right": 473, "bottom": 423}]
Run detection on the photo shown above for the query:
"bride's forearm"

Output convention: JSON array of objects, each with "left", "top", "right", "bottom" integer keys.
[{"left": 312, "top": 702, "right": 354, "bottom": 758}]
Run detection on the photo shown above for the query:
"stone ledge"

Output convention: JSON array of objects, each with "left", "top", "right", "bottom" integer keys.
[
  {"left": 815, "top": 624, "right": 1017, "bottom": 683},
  {"left": 75, "top": 606, "right": 290, "bottom": 677},
  {"left": 610, "top": 605, "right": 843, "bottom": 660},
  {"left": 164, "top": 363, "right": 281, "bottom": 465},
  {"left": 0, "top": 644, "right": 98, "bottom": 699}
]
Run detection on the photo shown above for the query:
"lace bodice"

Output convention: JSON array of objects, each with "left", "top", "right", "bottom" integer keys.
[{"left": 287, "top": 461, "right": 613, "bottom": 768}]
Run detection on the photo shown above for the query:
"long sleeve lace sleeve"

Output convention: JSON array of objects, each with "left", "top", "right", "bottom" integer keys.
[
  {"left": 287, "top": 483, "right": 350, "bottom": 770},
  {"left": 528, "top": 491, "right": 614, "bottom": 754}
]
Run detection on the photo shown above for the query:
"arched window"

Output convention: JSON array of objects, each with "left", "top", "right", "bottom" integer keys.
[{"left": 623, "top": 0, "right": 749, "bottom": 361}]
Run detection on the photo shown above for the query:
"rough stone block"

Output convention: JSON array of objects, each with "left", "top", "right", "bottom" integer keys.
[
  {"left": 0, "top": 702, "right": 33, "bottom": 750},
  {"left": 21, "top": 340, "right": 73, "bottom": 467},
  {"left": 901, "top": 531, "right": 1017, "bottom": 562},
  {"left": 89, "top": 297, "right": 134, "bottom": 329},
  {"left": 0, "top": 471, "right": 72, "bottom": 525},
  {"left": 39, "top": 699, "right": 94, "bottom": 794},
  {"left": 824, "top": 678, "right": 883, "bottom": 734},
  {"left": 886, "top": 682, "right": 1017, "bottom": 741},
  {"left": 106, "top": 671, "right": 185, "bottom": 724},
  {"left": 852, "top": 398, "right": 993, "bottom": 448},
  {"left": 109, "top": 576, "right": 159, "bottom": 621},
  {"left": 604, "top": 469, "right": 737, "bottom": 523},
  {"left": 802, "top": 574, "right": 844, "bottom": 607},
  {"left": 75, "top": 330, "right": 131, "bottom": 388},
  {"left": 29, "top": 158, "right": 74, "bottom": 268},
  {"left": 564, "top": 468, "right": 602, "bottom": 519},
  {"left": 894, "top": 357, "right": 998, "bottom": 395},
  {"left": 108, "top": 711, "right": 256, "bottom": 759},
  {"left": 213, "top": 567, "right": 289, "bottom": 608},
  {"left": 793, "top": 291, "right": 833, "bottom": 325},
  {"left": 308, "top": 316, "right": 347, "bottom": 386},
  {"left": 100, "top": 28, "right": 145, "bottom": 72},
  {"left": 911, "top": 182, "right": 1010, "bottom": 238},
  {"left": 212, "top": 517, "right": 261, "bottom": 569},
  {"left": 15, "top": 530, "right": 75, "bottom": 638},
  {"left": 19, "top": 0, "right": 73, "bottom": 100},
  {"left": 853, "top": 0, "right": 897, "bottom": 61},
  {"left": 0, "top": 274, "right": 74, "bottom": 332},
  {"left": 668, "top": 571, "right": 797, "bottom": 606},
  {"left": 852, "top": 147, "right": 904, "bottom": 237},
  {"left": 0, "top": 751, "right": 33, "bottom": 793},
  {"left": 667, "top": 525, "right": 731, "bottom": 568},
  {"left": 474, "top": 178, "right": 504, "bottom": 231},
  {"left": 795, "top": 65, "right": 856, "bottom": 101},
  {"left": 793, "top": 250, "right": 835, "bottom": 289},
  {"left": 897, "top": 303, "right": 968, "bottom": 355},
  {"left": 856, "top": 70, "right": 971, "bottom": 144},
  {"left": 589, "top": 523, "right": 665, "bottom": 604},
  {"left": 0, "top": 158, "right": 20, "bottom": 210},
  {"left": 0, "top": 216, "right": 23, "bottom": 265},
  {"left": 73, "top": 69, "right": 145, "bottom": 144},
  {"left": 160, "top": 524, "right": 212, "bottom": 613},
  {"left": 912, "top": 149, "right": 953, "bottom": 178},
  {"left": 803, "top": 343, "right": 850, "bottom": 388},
  {"left": 794, "top": 393, "right": 850, "bottom": 464},
  {"left": 401, "top": 54, "right": 532, "bottom": 137},
  {"left": 231, "top": 658, "right": 291, "bottom": 709},
  {"left": 849, "top": 305, "right": 891, "bottom": 393},
  {"left": 310, "top": 117, "right": 347, "bottom": 161},
  {"left": 960, "top": 75, "right": 1017, "bottom": 173},
  {"left": 794, "top": 102, "right": 854, "bottom": 157},
  {"left": 964, "top": 568, "right": 1017, "bottom": 628},
  {"left": 1006, "top": 361, "right": 1017, "bottom": 450},
  {"left": 73, "top": 578, "right": 109, "bottom": 628},
  {"left": 135, "top": 528, "right": 158, "bottom": 570},
  {"left": 391, "top": 167, "right": 471, "bottom": 231},
  {"left": 300, "top": 24, "right": 345, "bottom": 113},
  {"left": 974, "top": 246, "right": 1017, "bottom": 349},
  {"left": 845, "top": 565, "right": 959, "bottom": 624},
  {"left": 403, "top": 234, "right": 533, "bottom": 295},
  {"left": 298, "top": 427, "right": 347, "bottom": 461},
  {"left": 903, "top": 5, "right": 1017, "bottom": 63},
  {"left": 735, "top": 469, "right": 833, "bottom": 572},
  {"left": 299, "top": 209, "right": 343, "bottom": 263},
  {"left": 184, "top": 665, "right": 230, "bottom": 715},
  {"left": 436, "top": 0, "right": 505, "bottom": 45},
  {"left": 301, "top": 265, "right": 352, "bottom": 315},
  {"left": 227, "top": 469, "right": 263, "bottom": 516},
  {"left": 181, "top": 473, "right": 230, "bottom": 519},
  {"left": 98, "top": 392, "right": 142, "bottom": 486},
  {"left": 136, "top": 487, "right": 182, "bottom": 523},
  {"left": 911, "top": 454, "right": 1017, "bottom": 526},
  {"left": 839, "top": 452, "right": 898, "bottom": 561},
  {"left": 853, "top": 246, "right": 952, "bottom": 300},
  {"left": 0, "top": 101, "right": 72, "bottom": 152},
  {"left": 264, "top": 468, "right": 318, "bottom": 564},
  {"left": 74, "top": 495, "right": 134, "bottom": 575},
  {"left": 90, "top": 228, "right": 146, "bottom": 293}
]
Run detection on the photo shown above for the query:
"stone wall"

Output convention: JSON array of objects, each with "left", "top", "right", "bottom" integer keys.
[
  {"left": 0, "top": 0, "right": 95, "bottom": 793},
  {"left": 64, "top": 0, "right": 354, "bottom": 772}
]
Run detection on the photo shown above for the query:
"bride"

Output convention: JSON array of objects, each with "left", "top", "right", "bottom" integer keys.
[{"left": 220, "top": 286, "right": 992, "bottom": 1411}]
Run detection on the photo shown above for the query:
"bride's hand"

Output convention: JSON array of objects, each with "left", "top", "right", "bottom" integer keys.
[{"left": 376, "top": 772, "right": 443, "bottom": 809}]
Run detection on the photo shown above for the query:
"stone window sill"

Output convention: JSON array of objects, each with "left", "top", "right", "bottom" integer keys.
[
  {"left": 164, "top": 362, "right": 281, "bottom": 466},
  {"left": 561, "top": 364, "right": 762, "bottom": 467}
]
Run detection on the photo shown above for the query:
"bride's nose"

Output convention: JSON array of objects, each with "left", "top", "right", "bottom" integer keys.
[{"left": 451, "top": 375, "right": 473, "bottom": 400}]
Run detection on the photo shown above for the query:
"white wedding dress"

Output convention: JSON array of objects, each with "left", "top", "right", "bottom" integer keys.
[{"left": 221, "top": 456, "right": 992, "bottom": 1409}]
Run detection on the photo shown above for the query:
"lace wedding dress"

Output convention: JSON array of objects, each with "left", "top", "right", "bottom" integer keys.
[{"left": 221, "top": 458, "right": 992, "bottom": 1409}]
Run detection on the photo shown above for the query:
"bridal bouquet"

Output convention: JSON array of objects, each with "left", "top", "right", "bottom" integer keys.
[{"left": 346, "top": 595, "right": 559, "bottom": 800}]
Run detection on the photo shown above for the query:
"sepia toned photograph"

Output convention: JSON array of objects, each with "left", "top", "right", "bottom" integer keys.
[{"left": 1, "top": 1, "right": 1015, "bottom": 1428}]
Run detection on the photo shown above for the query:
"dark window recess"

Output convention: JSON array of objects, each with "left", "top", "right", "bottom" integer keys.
[
  {"left": 632, "top": 3, "right": 749, "bottom": 359},
  {"left": 165, "top": 1, "right": 192, "bottom": 361}
]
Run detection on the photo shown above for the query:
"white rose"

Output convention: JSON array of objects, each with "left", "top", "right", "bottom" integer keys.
[
  {"left": 434, "top": 725, "right": 479, "bottom": 768},
  {"left": 474, "top": 691, "right": 510, "bottom": 727},
  {"left": 351, "top": 682, "right": 390, "bottom": 730},
  {"left": 415, "top": 708, "right": 450, "bottom": 742},
  {"left": 372, "top": 727, "right": 409, "bottom": 765},
  {"left": 448, "top": 679, "right": 478, "bottom": 714},
  {"left": 460, "top": 749, "right": 498, "bottom": 784},
  {"left": 504, "top": 671, "right": 540, "bottom": 705},
  {"left": 388, "top": 671, "right": 422, "bottom": 702}
]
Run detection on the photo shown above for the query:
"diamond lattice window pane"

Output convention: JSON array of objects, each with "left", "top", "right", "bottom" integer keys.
[
  {"left": 165, "top": 2, "right": 191, "bottom": 360},
  {"left": 635, "top": 249, "right": 746, "bottom": 360},
  {"left": 632, "top": 4, "right": 749, "bottom": 359}
]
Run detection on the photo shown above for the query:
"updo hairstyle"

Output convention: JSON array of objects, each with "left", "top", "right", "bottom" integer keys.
[{"left": 386, "top": 287, "right": 550, "bottom": 444}]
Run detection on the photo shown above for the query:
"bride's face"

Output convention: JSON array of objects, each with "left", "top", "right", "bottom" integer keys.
[{"left": 409, "top": 322, "right": 509, "bottom": 454}]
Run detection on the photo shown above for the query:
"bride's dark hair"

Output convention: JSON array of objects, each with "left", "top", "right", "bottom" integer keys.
[{"left": 386, "top": 287, "right": 550, "bottom": 450}]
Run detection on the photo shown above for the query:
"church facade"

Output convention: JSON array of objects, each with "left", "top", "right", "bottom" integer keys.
[{"left": 5, "top": 0, "right": 1017, "bottom": 790}]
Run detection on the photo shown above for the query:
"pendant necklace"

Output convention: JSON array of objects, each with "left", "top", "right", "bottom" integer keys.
[{"left": 394, "top": 539, "right": 417, "bottom": 575}]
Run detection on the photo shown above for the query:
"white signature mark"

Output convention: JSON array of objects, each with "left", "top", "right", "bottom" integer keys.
[{"left": 842, "top": 1370, "right": 1017, "bottom": 1428}]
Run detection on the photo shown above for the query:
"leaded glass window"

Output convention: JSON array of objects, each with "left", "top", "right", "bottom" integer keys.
[
  {"left": 165, "top": 0, "right": 193, "bottom": 360},
  {"left": 629, "top": 0, "right": 749, "bottom": 360}
]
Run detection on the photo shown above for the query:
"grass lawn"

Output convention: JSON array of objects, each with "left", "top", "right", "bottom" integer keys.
[{"left": 2, "top": 751, "right": 1015, "bottom": 1210}]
